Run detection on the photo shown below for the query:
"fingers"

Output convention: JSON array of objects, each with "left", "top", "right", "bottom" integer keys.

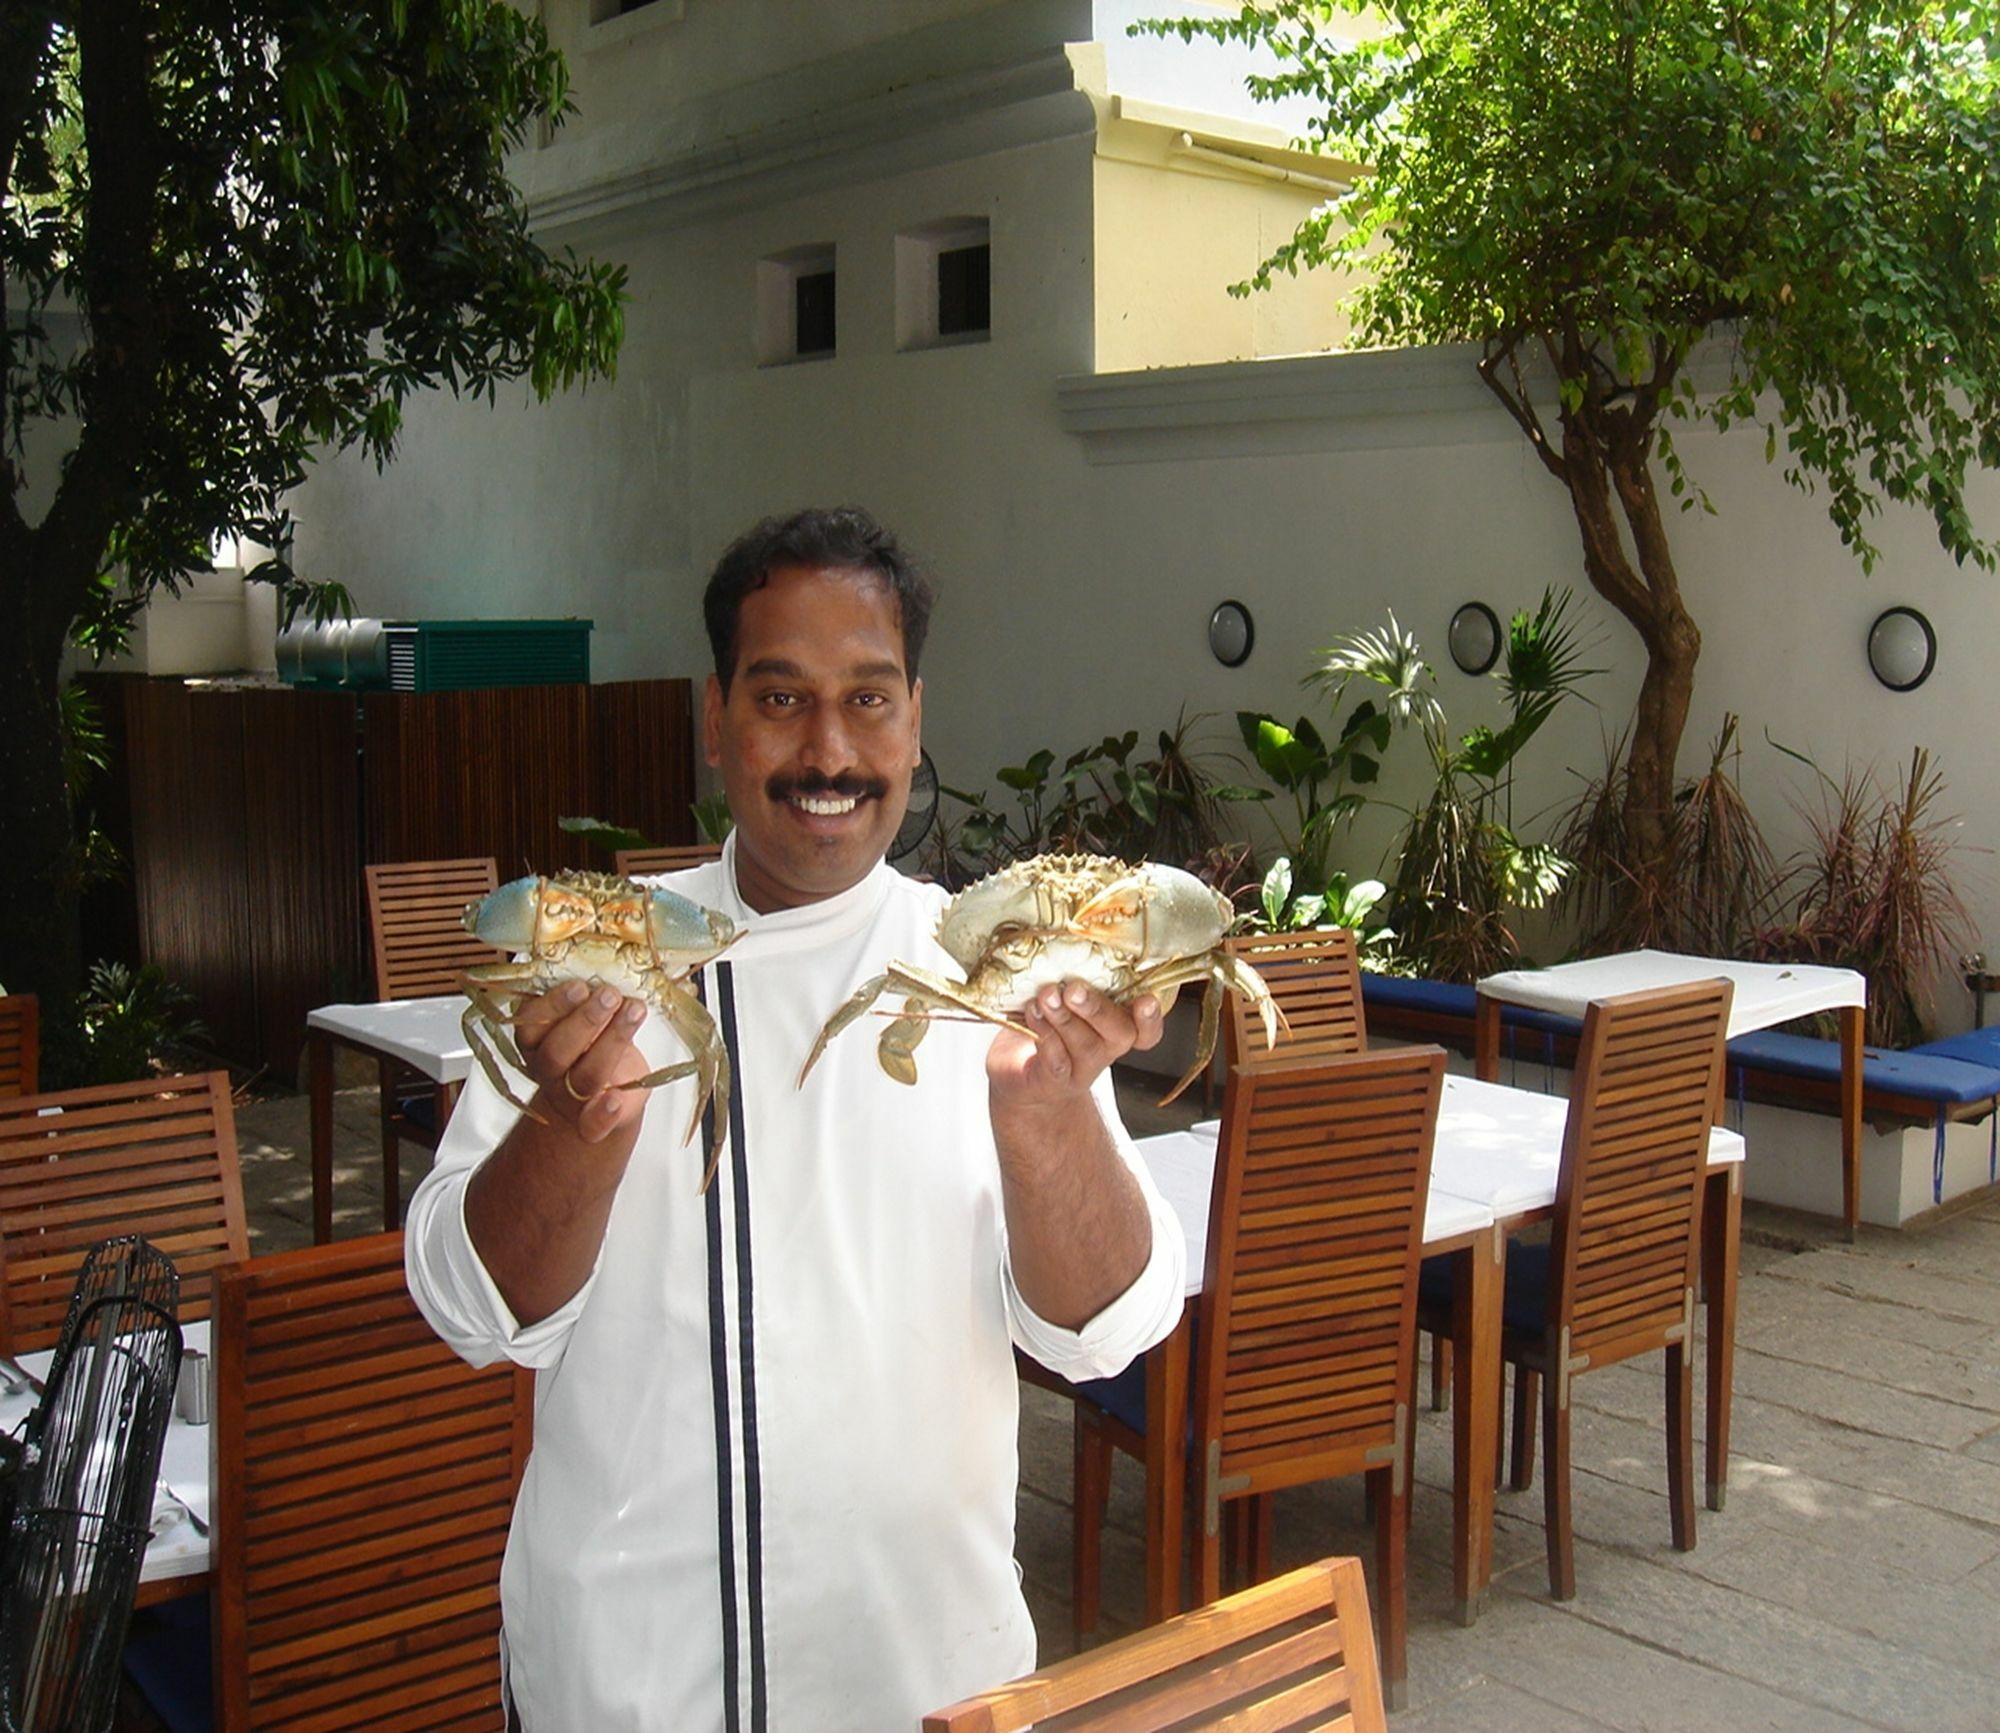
[
  {"left": 514, "top": 983, "right": 649, "bottom": 1138},
  {"left": 1016, "top": 981, "right": 1162, "bottom": 1091}
]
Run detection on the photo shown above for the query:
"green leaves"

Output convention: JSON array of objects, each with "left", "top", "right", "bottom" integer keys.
[
  {"left": 6, "top": 0, "right": 630, "bottom": 626},
  {"left": 1239, "top": 713, "right": 1331, "bottom": 791},
  {"left": 1144, "top": 0, "right": 2000, "bottom": 575}
]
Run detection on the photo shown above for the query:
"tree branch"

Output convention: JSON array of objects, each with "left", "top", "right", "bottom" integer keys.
[
  {"left": 0, "top": 8, "right": 63, "bottom": 555},
  {"left": 1478, "top": 336, "right": 1566, "bottom": 484},
  {"left": 31, "top": 0, "right": 162, "bottom": 652}
]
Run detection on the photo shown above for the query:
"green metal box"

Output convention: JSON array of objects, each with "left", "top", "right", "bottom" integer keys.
[{"left": 382, "top": 619, "right": 592, "bottom": 692}]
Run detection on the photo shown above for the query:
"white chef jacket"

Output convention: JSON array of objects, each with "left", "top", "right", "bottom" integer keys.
[{"left": 404, "top": 837, "right": 1186, "bottom": 1732}]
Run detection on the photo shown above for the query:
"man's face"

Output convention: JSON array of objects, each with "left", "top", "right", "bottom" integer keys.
[{"left": 703, "top": 562, "right": 923, "bottom": 914}]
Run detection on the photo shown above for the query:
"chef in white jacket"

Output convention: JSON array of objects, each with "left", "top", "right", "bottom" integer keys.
[{"left": 405, "top": 507, "right": 1186, "bottom": 1733}]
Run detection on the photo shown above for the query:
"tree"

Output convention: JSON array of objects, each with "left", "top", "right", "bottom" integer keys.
[
  {"left": 1, "top": 1, "right": 626, "bottom": 1019},
  {"left": 1143, "top": 0, "right": 2000, "bottom": 919}
]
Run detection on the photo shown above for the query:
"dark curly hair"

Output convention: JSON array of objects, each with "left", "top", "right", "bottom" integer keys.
[{"left": 703, "top": 506, "right": 935, "bottom": 694}]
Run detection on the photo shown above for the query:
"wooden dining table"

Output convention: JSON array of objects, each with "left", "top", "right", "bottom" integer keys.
[
  {"left": 1129, "top": 1072, "right": 1745, "bottom": 1628},
  {"left": 305, "top": 996, "right": 473, "bottom": 1243},
  {"left": 1476, "top": 949, "right": 1864, "bottom": 1236},
  {"left": 0, "top": 1319, "right": 213, "bottom": 1604}
]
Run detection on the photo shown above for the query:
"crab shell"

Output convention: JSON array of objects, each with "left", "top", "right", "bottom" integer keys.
[
  {"left": 458, "top": 869, "right": 740, "bottom": 1184},
  {"left": 937, "top": 853, "right": 1234, "bottom": 1010},
  {"left": 796, "top": 851, "right": 1279, "bottom": 1101},
  {"left": 465, "top": 870, "right": 736, "bottom": 980}
]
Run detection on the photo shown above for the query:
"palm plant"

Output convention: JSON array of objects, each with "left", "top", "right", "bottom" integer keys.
[{"left": 1385, "top": 589, "right": 1597, "bottom": 980}]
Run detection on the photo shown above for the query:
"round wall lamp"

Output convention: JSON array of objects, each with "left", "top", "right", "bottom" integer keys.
[
  {"left": 1866, "top": 606, "right": 1937, "bottom": 692},
  {"left": 1208, "top": 599, "right": 1255, "bottom": 667},
  {"left": 1447, "top": 602, "right": 1502, "bottom": 676}
]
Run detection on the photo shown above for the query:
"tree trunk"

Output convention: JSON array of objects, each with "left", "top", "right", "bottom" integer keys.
[
  {"left": 0, "top": 521, "right": 83, "bottom": 1016},
  {"left": 1556, "top": 401, "right": 1701, "bottom": 925}
]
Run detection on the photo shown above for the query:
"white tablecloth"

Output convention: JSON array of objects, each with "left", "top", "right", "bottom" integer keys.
[
  {"left": 1153, "top": 1118, "right": 1497, "bottom": 1297},
  {"left": 308, "top": 995, "right": 473, "bottom": 1083},
  {"left": 1167, "top": 1072, "right": 1741, "bottom": 1274},
  {"left": 1477, "top": 948, "right": 1864, "bottom": 1037}
]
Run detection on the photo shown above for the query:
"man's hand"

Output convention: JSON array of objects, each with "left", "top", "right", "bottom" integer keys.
[
  {"left": 462, "top": 981, "right": 656, "bottom": 1325},
  {"left": 509, "top": 980, "right": 653, "bottom": 1139},
  {"left": 986, "top": 981, "right": 1165, "bottom": 1108},
  {"left": 986, "top": 982, "right": 1165, "bottom": 1328}
]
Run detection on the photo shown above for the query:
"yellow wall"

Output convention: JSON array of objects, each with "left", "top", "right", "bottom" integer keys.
[{"left": 1090, "top": 102, "right": 1366, "bottom": 370}]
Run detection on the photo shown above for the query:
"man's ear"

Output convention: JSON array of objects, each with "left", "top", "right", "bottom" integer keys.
[
  {"left": 908, "top": 676, "right": 923, "bottom": 761},
  {"left": 702, "top": 674, "right": 724, "bottom": 767}
]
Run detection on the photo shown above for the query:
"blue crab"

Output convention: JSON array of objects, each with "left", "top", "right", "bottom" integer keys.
[
  {"left": 799, "top": 853, "right": 1283, "bottom": 1101},
  {"left": 461, "top": 870, "right": 741, "bottom": 1182}
]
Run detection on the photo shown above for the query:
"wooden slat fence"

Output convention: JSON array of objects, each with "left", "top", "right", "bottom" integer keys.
[{"left": 116, "top": 678, "right": 695, "bottom": 1083}]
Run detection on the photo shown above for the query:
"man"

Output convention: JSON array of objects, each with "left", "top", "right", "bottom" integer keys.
[{"left": 405, "top": 506, "right": 1186, "bottom": 1731}]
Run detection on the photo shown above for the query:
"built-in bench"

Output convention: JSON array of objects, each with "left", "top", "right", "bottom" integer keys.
[{"left": 1359, "top": 971, "right": 2000, "bottom": 1204}]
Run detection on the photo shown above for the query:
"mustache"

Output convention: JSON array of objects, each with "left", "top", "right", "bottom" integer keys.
[{"left": 768, "top": 771, "right": 890, "bottom": 803}]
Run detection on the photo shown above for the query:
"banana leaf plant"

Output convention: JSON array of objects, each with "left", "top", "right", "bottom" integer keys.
[
  {"left": 1383, "top": 588, "right": 1598, "bottom": 980},
  {"left": 1237, "top": 611, "right": 1435, "bottom": 927}
]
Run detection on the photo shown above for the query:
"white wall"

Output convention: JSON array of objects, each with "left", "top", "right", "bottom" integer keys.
[{"left": 291, "top": 3, "right": 2000, "bottom": 1042}]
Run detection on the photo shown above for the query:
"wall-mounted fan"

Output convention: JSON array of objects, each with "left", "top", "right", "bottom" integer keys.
[{"left": 891, "top": 749, "right": 939, "bottom": 863}]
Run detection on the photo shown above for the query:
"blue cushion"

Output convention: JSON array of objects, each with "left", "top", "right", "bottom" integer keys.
[
  {"left": 1360, "top": 974, "right": 1582, "bottom": 1039},
  {"left": 1727, "top": 1030, "right": 2000, "bottom": 1105},
  {"left": 1073, "top": 1356, "right": 1148, "bottom": 1435},
  {"left": 1361, "top": 975, "right": 1478, "bottom": 1017},
  {"left": 1908, "top": 1026, "right": 2000, "bottom": 1070},
  {"left": 123, "top": 1597, "right": 213, "bottom": 1733},
  {"left": 1497, "top": 1242, "right": 1555, "bottom": 1336},
  {"left": 393, "top": 1089, "right": 441, "bottom": 1135},
  {"left": 1072, "top": 1319, "right": 1200, "bottom": 1441},
  {"left": 1420, "top": 1245, "right": 1551, "bottom": 1336}
]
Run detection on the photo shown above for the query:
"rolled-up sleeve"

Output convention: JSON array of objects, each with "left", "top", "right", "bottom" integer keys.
[
  {"left": 1003, "top": 1077, "right": 1187, "bottom": 1382},
  {"left": 402, "top": 1069, "right": 599, "bottom": 1371}
]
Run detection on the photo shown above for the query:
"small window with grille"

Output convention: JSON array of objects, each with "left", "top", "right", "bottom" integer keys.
[
  {"left": 896, "top": 218, "right": 991, "bottom": 351},
  {"left": 756, "top": 245, "right": 837, "bottom": 365}
]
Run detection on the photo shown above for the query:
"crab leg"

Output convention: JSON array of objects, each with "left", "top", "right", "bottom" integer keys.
[
  {"left": 460, "top": 998, "right": 546, "bottom": 1122},
  {"left": 799, "top": 963, "right": 1038, "bottom": 1087},
  {"left": 1122, "top": 951, "right": 1287, "bottom": 1107},
  {"left": 643, "top": 983, "right": 732, "bottom": 1160},
  {"left": 460, "top": 967, "right": 540, "bottom": 1077}
]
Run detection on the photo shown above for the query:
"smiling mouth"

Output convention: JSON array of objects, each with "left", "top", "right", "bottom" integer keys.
[{"left": 791, "top": 792, "right": 863, "bottom": 817}]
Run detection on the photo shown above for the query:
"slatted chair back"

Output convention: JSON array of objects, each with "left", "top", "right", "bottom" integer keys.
[
  {"left": 0, "top": 1072, "right": 247, "bottom": 1353},
  {"left": 1197, "top": 1046, "right": 1442, "bottom": 1497},
  {"left": 613, "top": 843, "right": 724, "bottom": 877},
  {"left": 921, "top": 1555, "right": 1386, "bottom": 1733},
  {"left": 1552, "top": 979, "right": 1733, "bottom": 1370},
  {"left": 0, "top": 994, "right": 38, "bottom": 1097},
  {"left": 1221, "top": 928, "right": 1366, "bottom": 1068},
  {"left": 364, "top": 857, "right": 500, "bottom": 1002},
  {"left": 211, "top": 1232, "right": 533, "bottom": 1732}
]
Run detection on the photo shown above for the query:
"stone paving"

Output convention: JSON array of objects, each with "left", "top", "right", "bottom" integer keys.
[{"left": 236, "top": 1058, "right": 2000, "bottom": 1730}]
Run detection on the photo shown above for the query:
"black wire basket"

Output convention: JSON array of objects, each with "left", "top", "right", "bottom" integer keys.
[{"left": 0, "top": 1289, "right": 181, "bottom": 1733}]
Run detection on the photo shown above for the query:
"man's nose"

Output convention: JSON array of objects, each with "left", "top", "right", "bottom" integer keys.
[{"left": 799, "top": 704, "right": 859, "bottom": 771}]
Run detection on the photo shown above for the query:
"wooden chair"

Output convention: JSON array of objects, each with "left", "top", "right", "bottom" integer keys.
[
  {"left": 923, "top": 1555, "right": 1386, "bottom": 1732},
  {"left": 1220, "top": 928, "right": 1366, "bottom": 1068},
  {"left": 210, "top": 1231, "right": 533, "bottom": 1731},
  {"left": 1500, "top": 978, "right": 1733, "bottom": 1600},
  {"left": 0, "top": 1071, "right": 247, "bottom": 1352},
  {"left": 362, "top": 857, "right": 498, "bottom": 1227},
  {"left": 1073, "top": 1047, "right": 1444, "bottom": 1708},
  {"left": 613, "top": 842, "right": 723, "bottom": 876},
  {"left": 0, "top": 993, "right": 38, "bottom": 1097}
]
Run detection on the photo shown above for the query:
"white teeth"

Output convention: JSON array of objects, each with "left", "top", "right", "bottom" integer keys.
[{"left": 795, "top": 795, "right": 858, "bottom": 816}]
